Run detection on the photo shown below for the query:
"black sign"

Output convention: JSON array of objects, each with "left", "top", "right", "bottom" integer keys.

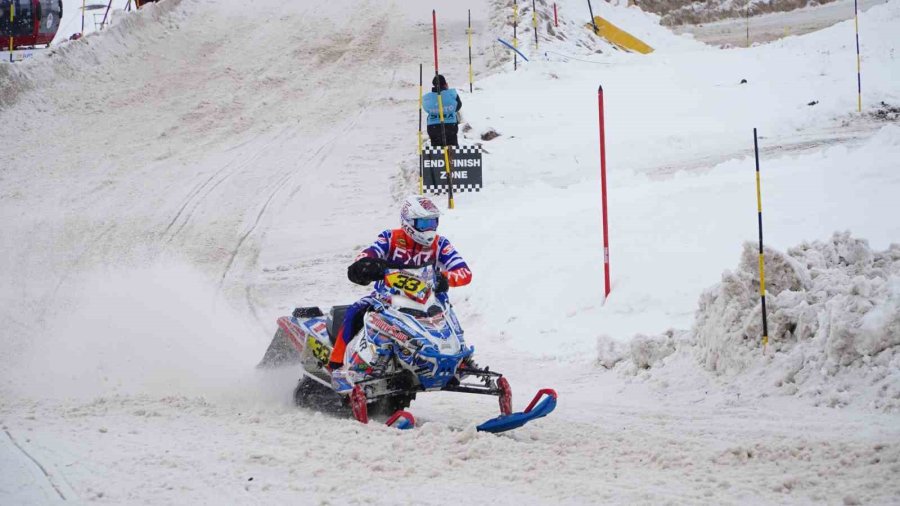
[{"left": 421, "top": 146, "right": 483, "bottom": 195}]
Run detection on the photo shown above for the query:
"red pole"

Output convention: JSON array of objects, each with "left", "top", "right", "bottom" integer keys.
[
  {"left": 432, "top": 10, "right": 439, "bottom": 74},
  {"left": 554, "top": 3, "right": 558, "bottom": 27},
  {"left": 598, "top": 85, "right": 611, "bottom": 300}
]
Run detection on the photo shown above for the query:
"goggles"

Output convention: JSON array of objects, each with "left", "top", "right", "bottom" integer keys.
[{"left": 413, "top": 217, "right": 439, "bottom": 231}]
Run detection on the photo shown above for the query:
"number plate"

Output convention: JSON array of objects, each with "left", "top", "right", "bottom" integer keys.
[{"left": 384, "top": 271, "right": 431, "bottom": 303}]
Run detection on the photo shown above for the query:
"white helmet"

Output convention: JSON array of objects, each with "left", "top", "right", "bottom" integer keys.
[{"left": 400, "top": 195, "right": 441, "bottom": 246}]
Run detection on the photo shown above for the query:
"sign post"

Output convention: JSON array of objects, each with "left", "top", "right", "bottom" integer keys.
[{"left": 432, "top": 10, "right": 455, "bottom": 209}]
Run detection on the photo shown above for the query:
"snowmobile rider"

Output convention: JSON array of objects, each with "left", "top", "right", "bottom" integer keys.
[
  {"left": 422, "top": 74, "right": 462, "bottom": 147},
  {"left": 327, "top": 195, "right": 472, "bottom": 370}
]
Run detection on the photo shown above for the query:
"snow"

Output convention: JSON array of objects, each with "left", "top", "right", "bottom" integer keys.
[{"left": 2, "top": 0, "right": 900, "bottom": 503}]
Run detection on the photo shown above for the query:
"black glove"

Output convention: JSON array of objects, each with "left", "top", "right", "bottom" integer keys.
[
  {"left": 348, "top": 257, "right": 386, "bottom": 285},
  {"left": 434, "top": 273, "right": 450, "bottom": 293}
]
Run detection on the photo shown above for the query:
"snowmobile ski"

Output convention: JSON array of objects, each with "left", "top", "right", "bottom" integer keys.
[{"left": 476, "top": 389, "right": 557, "bottom": 433}]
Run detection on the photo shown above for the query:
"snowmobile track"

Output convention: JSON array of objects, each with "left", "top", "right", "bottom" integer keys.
[{"left": 3, "top": 430, "right": 67, "bottom": 501}]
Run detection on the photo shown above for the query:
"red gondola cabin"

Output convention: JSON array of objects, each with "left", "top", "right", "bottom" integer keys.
[{"left": 1, "top": 0, "right": 62, "bottom": 49}]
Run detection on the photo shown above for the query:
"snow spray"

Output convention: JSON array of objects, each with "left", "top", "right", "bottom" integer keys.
[
  {"left": 468, "top": 9, "right": 473, "bottom": 93},
  {"left": 418, "top": 63, "right": 424, "bottom": 195},
  {"left": 598, "top": 85, "right": 611, "bottom": 300},
  {"left": 753, "top": 128, "right": 770, "bottom": 351},
  {"left": 431, "top": 10, "right": 455, "bottom": 209},
  {"left": 854, "top": 0, "right": 862, "bottom": 112},
  {"left": 532, "top": 0, "right": 538, "bottom": 49}
]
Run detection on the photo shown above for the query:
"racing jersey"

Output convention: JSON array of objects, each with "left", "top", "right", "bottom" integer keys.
[{"left": 356, "top": 228, "right": 472, "bottom": 290}]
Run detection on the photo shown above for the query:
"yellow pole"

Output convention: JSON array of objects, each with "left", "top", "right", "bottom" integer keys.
[
  {"left": 753, "top": 129, "right": 769, "bottom": 353},
  {"left": 532, "top": 0, "right": 538, "bottom": 49},
  {"left": 418, "top": 65, "right": 424, "bottom": 195},
  {"left": 513, "top": 1, "right": 518, "bottom": 71},
  {"left": 9, "top": 0, "right": 14, "bottom": 63},
  {"left": 746, "top": 5, "right": 750, "bottom": 48},
  {"left": 436, "top": 93, "right": 454, "bottom": 209},
  {"left": 467, "top": 10, "right": 473, "bottom": 93}
]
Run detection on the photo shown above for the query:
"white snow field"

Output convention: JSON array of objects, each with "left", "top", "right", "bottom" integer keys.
[{"left": 2, "top": 0, "right": 899, "bottom": 503}]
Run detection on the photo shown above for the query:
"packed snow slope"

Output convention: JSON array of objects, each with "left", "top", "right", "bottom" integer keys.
[{"left": 2, "top": 0, "right": 900, "bottom": 504}]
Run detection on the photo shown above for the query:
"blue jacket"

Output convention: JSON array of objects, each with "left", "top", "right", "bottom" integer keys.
[{"left": 423, "top": 88, "right": 461, "bottom": 125}]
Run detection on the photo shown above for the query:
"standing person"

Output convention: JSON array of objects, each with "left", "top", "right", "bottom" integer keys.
[{"left": 422, "top": 74, "right": 462, "bottom": 147}]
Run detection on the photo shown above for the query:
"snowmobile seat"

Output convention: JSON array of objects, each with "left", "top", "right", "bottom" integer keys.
[
  {"left": 327, "top": 305, "right": 351, "bottom": 346},
  {"left": 293, "top": 306, "right": 324, "bottom": 318}
]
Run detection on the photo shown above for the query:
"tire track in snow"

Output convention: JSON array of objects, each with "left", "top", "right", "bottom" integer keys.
[
  {"left": 220, "top": 100, "right": 375, "bottom": 336},
  {"left": 643, "top": 119, "right": 882, "bottom": 178},
  {"left": 161, "top": 128, "right": 293, "bottom": 246},
  {"left": 3, "top": 430, "right": 67, "bottom": 501}
]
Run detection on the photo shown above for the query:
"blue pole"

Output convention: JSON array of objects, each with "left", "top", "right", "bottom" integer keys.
[{"left": 496, "top": 38, "right": 529, "bottom": 61}]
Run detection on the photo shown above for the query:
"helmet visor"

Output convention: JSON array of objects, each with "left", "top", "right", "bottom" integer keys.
[{"left": 413, "top": 217, "right": 439, "bottom": 232}]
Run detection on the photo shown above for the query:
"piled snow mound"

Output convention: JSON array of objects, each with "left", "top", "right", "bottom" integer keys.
[
  {"left": 603, "top": 233, "right": 900, "bottom": 412},
  {"left": 700, "top": 232, "right": 900, "bottom": 410},
  {"left": 697, "top": 233, "right": 899, "bottom": 378}
]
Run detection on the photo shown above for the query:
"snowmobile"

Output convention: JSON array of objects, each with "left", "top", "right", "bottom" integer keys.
[{"left": 258, "top": 262, "right": 556, "bottom": 432}]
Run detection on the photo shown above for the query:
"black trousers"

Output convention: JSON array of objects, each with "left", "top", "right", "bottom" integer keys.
[{"left": 427, "top": 123, "right": 459, "bottom": 147}]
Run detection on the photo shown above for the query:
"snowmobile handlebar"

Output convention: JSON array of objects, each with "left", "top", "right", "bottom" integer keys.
[{"left": 381, "top": 260, "right": 437, "bottom": 271}]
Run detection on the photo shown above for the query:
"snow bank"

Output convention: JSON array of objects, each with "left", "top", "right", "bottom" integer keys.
[
  {"left": 698, "top": 232, "right": 900, "bottom": 410},
  {"left": 608, "top": 232, "right": 900, "bottom": 412},
  {"left": 0, "top": 0, "right": 185, "bottom": 109}
]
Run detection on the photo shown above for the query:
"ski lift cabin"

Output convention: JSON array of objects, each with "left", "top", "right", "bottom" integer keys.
[{"left": 0, "top": 0, "right": 62, "bottom": 49}]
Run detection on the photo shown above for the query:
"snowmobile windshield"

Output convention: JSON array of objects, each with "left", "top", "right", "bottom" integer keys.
[{"left": 398, "top": 304, "right": 443, "bottom": 319}]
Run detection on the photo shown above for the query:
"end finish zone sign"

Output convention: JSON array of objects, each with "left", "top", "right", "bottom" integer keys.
[{"left": 421, "top": 146, "right": 483, "bottom": 195}]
